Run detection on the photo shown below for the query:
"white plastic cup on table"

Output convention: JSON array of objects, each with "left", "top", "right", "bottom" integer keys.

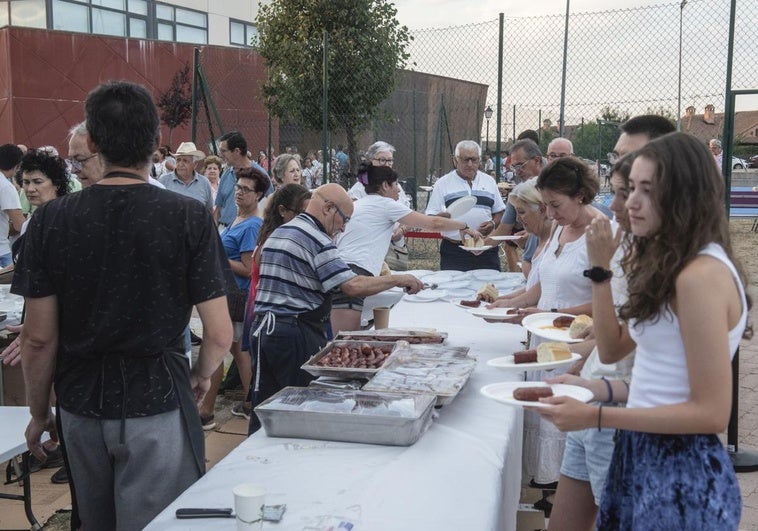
[
  {"left": 233, "top": 484, "right": 266, "bottom": 530},
  {"left": 373, "top": 306, "right": 390, "bottom": 329}
]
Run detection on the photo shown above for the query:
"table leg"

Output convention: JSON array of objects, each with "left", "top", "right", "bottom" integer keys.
[{"left": 21, "top": 452, "right": 42, "bottom": 530}]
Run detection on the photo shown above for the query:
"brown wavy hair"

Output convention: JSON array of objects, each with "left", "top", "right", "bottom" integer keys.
[
  {"left": 536, "top": 156, "right": 598, "bottom": 204},
  {"left": 618, "top": 132, "right": 751, "bottom": 333}
]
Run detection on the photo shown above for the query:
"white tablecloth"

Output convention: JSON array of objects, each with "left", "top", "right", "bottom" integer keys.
[
  {"left": 146, "top": 275, "right": 527, "bottom": 531},
  {"left": 0, "top": 406, "right": 38, "bottom": 462}
]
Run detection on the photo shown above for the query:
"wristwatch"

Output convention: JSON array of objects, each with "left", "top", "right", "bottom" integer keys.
[{"left": 583, "top": 266, "right": 613, "bottom": 283}]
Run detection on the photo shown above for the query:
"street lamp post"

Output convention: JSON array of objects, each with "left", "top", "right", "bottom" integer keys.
[{"left": 484, "top": 105, "right": 493, "bottom": 154}]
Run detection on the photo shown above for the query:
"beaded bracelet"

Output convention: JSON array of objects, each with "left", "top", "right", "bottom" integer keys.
[{"left": 601, "top": 376, "right": 614, "bottom": 403}]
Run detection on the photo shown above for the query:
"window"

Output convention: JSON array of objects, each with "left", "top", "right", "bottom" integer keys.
[
  {"left": 52, "top": 0, "right": 144, "bottom": 38},
  {"left": 0, "top": 2, "right": 8, "bottom": 27},
  {"left": 10, "top": 0, "right": 46, "bottom": 28},
  {"left": 230, "top": 19, "right": 258, "bottom": 47},
  {"left": 155, "top": 2, "right": 206, "bottom": 44}
]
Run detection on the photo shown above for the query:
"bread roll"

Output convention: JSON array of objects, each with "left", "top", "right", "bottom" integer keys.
[
  {"left": 476, "top": 283, "right": 498, "bottom": 303},
  {"left": 569, "top": 314, "right": 593, "bottom": 339},
  {"left": 379, "top": 261, "right": 391, "bottom": 276},
  {"left": 536, "top": 342, "right": 572, "bottom": 363},
  {"left": 474, "top": 237, "right": 485, "bottom": 248},
  {"left": 463, "top": 235, "right": 475, "bottom": 247}
]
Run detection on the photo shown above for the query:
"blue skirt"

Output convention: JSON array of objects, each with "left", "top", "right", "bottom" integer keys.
[{"left": 597, "top": 430, "right": 741, "bottom": 530}]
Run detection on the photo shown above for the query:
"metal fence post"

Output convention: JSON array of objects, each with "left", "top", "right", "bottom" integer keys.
[{"left": 322, "top": 30, "right": 329, "bottom": 183}]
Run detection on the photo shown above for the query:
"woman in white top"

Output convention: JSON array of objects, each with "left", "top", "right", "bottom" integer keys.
[
  {"left": 492, "top": 157, "right": 606, "bottom": 494},
  {"left": 330, "top": 164, "right": 477, "bottom": 333},
  {"left": 536, "top": 132, "right": 749, "bottom": 529}
]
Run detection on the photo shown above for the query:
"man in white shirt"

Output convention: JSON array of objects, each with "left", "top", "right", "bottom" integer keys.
[
  {"left": 426, "top": 140, "right": 505, "bottom": 271},
  {"left": 0, "top": 144, "right": 25, "bottom": 266}
]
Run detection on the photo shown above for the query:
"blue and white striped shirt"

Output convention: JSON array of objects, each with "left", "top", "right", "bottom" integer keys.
[{"left": 255, "top": 213, "right": 356, "bottom": 316}]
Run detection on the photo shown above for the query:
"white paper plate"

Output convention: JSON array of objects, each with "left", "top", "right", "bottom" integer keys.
[
  {"left": 480, "top": 382, "right": 594, "bottom": 408},
  {"left": 446, "top": 195, "right": 477, "bottom": 218},
  {"left": 404, "top": 289, "right": 447, "bottom": 303},
  {"left": 468, "top": 306, "right": 519, "bottom": 321},
  {"left": 470, "top": 269, "right": 503, "bottom": 281},
  {"left": 487, "top": 352, "right": 582, "bottom": 372},
  {"left": 489, "top": 235, "right": 522, "bottom": 241},
  {"left": 423, "top": 272, "right": 455, "bottom": 285},
  {"left": 402, "top": 269, "right": 435, "bottom": 279},
  {"left": 522, "top": 312, "right": 583, "bottom": 343},
  {"left": 451, "top": 298, "right": 482, "bottom": 309},
  {"left": 436, "top": 279, "right": 472, "bottom": 290},
  {"left": 459, "top": 245, "right": 494, "bottom": 252},
  {"left": 444, "top": 289, "right": 477, "bottom": 300}
]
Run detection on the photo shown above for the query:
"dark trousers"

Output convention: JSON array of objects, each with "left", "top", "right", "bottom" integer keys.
[
  {"left": 248, "top": 317, "right": 326, "bottom": 434},
  {"left": 439, "top": 238, "right": 501, "bottom": 272}
]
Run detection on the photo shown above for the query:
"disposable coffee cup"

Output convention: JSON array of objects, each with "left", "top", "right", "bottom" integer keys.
[
  {"left": 373, "top": 306, "right": 390, "bottom": 329},
  {"left": 233, "top": 484, "right": 266, "bottom": 530}
]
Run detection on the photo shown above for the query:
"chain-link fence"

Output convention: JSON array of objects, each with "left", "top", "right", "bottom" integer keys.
[{"left": 194, "top": 0, "right": 757, "bottom": 192}]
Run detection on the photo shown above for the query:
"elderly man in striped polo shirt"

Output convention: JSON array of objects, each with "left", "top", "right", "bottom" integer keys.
[{"left": 247, "top": 183, "right": 423, "bottom": 433}]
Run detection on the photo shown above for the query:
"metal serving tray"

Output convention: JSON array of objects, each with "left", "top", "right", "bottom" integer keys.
[
  {"left": 335, "top": 328, "right": 447, "bottom": 344},
  {"left": 254, "top": 387, "right": 436, "bottom": 446},
  {"left": 301, "top": 340, "right": 399, "bottom": 380},
  {"left": 362, "top": 354, "right": 477, "bottom": 406}
]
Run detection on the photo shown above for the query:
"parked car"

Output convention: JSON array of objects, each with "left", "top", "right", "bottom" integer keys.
[
  {"left": 748, "top": 154, "right": 758, "bottom": 169},
  {"left": 732, "top": 156, "right": 748, "bottom": 170}
]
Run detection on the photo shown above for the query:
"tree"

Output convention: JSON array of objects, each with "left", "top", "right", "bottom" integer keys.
[
  {"left": 156, "top": 63, "right": 192, "bottom": 146},
  {"left": 255, "top": 0, "right": 411, "bottom": 178}
]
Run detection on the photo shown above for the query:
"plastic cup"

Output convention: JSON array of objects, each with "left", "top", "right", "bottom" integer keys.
[
  {"left": 233, "top": 484, "right": 266, "bottom": 530},
  {"left": 373, "top": 306, "right": 390, "bottom": 329}
]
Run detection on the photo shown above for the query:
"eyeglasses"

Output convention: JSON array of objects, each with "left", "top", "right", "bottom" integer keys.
[
  {"left": 456, "top": 156, "right": 481, "bottom": 165},
  {"left": 547, "top": 152, "right": 571, "bottom": 160},
  {"left": 509, "top": 160, "right": 529, "bottom": 172},
  {"left": 234, "top": 184, "right": 256, "bottom": 194},
  {"left": 332, "top": 203, "right": 350, "bottom": 224},
  {"left": 66, "top": 154, "right": 97, "bottom": 172},
  {"left": 314, "top": 191, "right": 350, "bottom": 224},
  {"left": 372, "top": 157, "right": 394, "bottom": 166}
]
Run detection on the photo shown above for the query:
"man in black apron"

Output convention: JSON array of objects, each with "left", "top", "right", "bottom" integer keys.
[
  {"left": 14, "top": 81, "right": 233, "bottom": 531},
  {"left": 249, "top": 183, "right": 423, "bottom": 434}
]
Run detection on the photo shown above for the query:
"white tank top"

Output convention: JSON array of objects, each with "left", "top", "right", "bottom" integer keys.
[{"left": 627, "top": 243, "right": 748, "bottom": 408}]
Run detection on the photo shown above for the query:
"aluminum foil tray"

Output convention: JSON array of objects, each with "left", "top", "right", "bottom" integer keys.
[{"left": 254, "top": 387, "right": 436, "bottom": 446}]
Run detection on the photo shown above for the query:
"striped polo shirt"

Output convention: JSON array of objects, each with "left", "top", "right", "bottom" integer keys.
[{"left": 254, "top": 213, "right": 356, "bottom": 316}]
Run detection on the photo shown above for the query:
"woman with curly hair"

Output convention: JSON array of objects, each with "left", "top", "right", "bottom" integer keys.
[{"left": 535, "top": 132, "right": 749, "bottom": 530}]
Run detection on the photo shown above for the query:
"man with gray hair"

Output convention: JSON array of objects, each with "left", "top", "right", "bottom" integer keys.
[
  {"left": 426, "top": 140, "right": 505, "bottom": 271},
  {"left": 546, "top": 137, "right": 574, "bottom": 162},
  {"left": 709, "top": 138, "right": 723, "bottom": 168}
]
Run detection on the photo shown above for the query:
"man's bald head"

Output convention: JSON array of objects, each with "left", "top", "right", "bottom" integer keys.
[
  {"left": 546, "top": 138, "right": 573, "bottom": 161},
  {"left": 308, "top": 183, "right": 354, "bottom": 237}
]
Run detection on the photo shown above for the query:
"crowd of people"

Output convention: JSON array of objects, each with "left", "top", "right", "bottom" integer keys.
[{"left": 0, "top": 78, "right": 750, "bottom": 531}]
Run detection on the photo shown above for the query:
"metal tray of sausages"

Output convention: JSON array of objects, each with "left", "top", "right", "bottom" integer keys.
[
  {"left": 254, "top": 387, "right": 436, "bottom": 446},
  {"left": 301, "top": 340, "right": 399, "bottom": 380}
]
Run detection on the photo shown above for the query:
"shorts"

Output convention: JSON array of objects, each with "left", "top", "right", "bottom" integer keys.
[
  {"left": 331, "top": 264, "right": 372, "bottom": 311},
  {"left": 560, "top": 424, "right": 617, "bottom": 505}
]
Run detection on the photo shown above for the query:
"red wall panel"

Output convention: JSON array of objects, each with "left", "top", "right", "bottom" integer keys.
[{"left": 0, "top": 27, "right": 271, "bottom": 156}]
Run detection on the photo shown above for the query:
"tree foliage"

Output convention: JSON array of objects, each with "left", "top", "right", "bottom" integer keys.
[
  {"left": 156, "top": 63, "right": 192, "bottom": 145},
  {"left": 254, "top": 0, "right": 411, "bottom": 174}
]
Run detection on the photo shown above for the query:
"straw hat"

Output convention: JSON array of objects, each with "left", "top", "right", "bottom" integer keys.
[{"left": 172, "top": 142, "right": 205, "bottom": 161}]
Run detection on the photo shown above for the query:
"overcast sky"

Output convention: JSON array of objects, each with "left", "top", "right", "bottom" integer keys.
[{"left": 394, "top": 0, "right": 672, "bottom": 29}]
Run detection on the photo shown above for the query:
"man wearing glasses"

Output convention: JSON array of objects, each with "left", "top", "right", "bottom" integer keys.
[
  {"left": 426, "top": 140, "right": 506, "bottom": 271},
  {"left": 248, "top": 182, "right": 424, "bottom": 434}
]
